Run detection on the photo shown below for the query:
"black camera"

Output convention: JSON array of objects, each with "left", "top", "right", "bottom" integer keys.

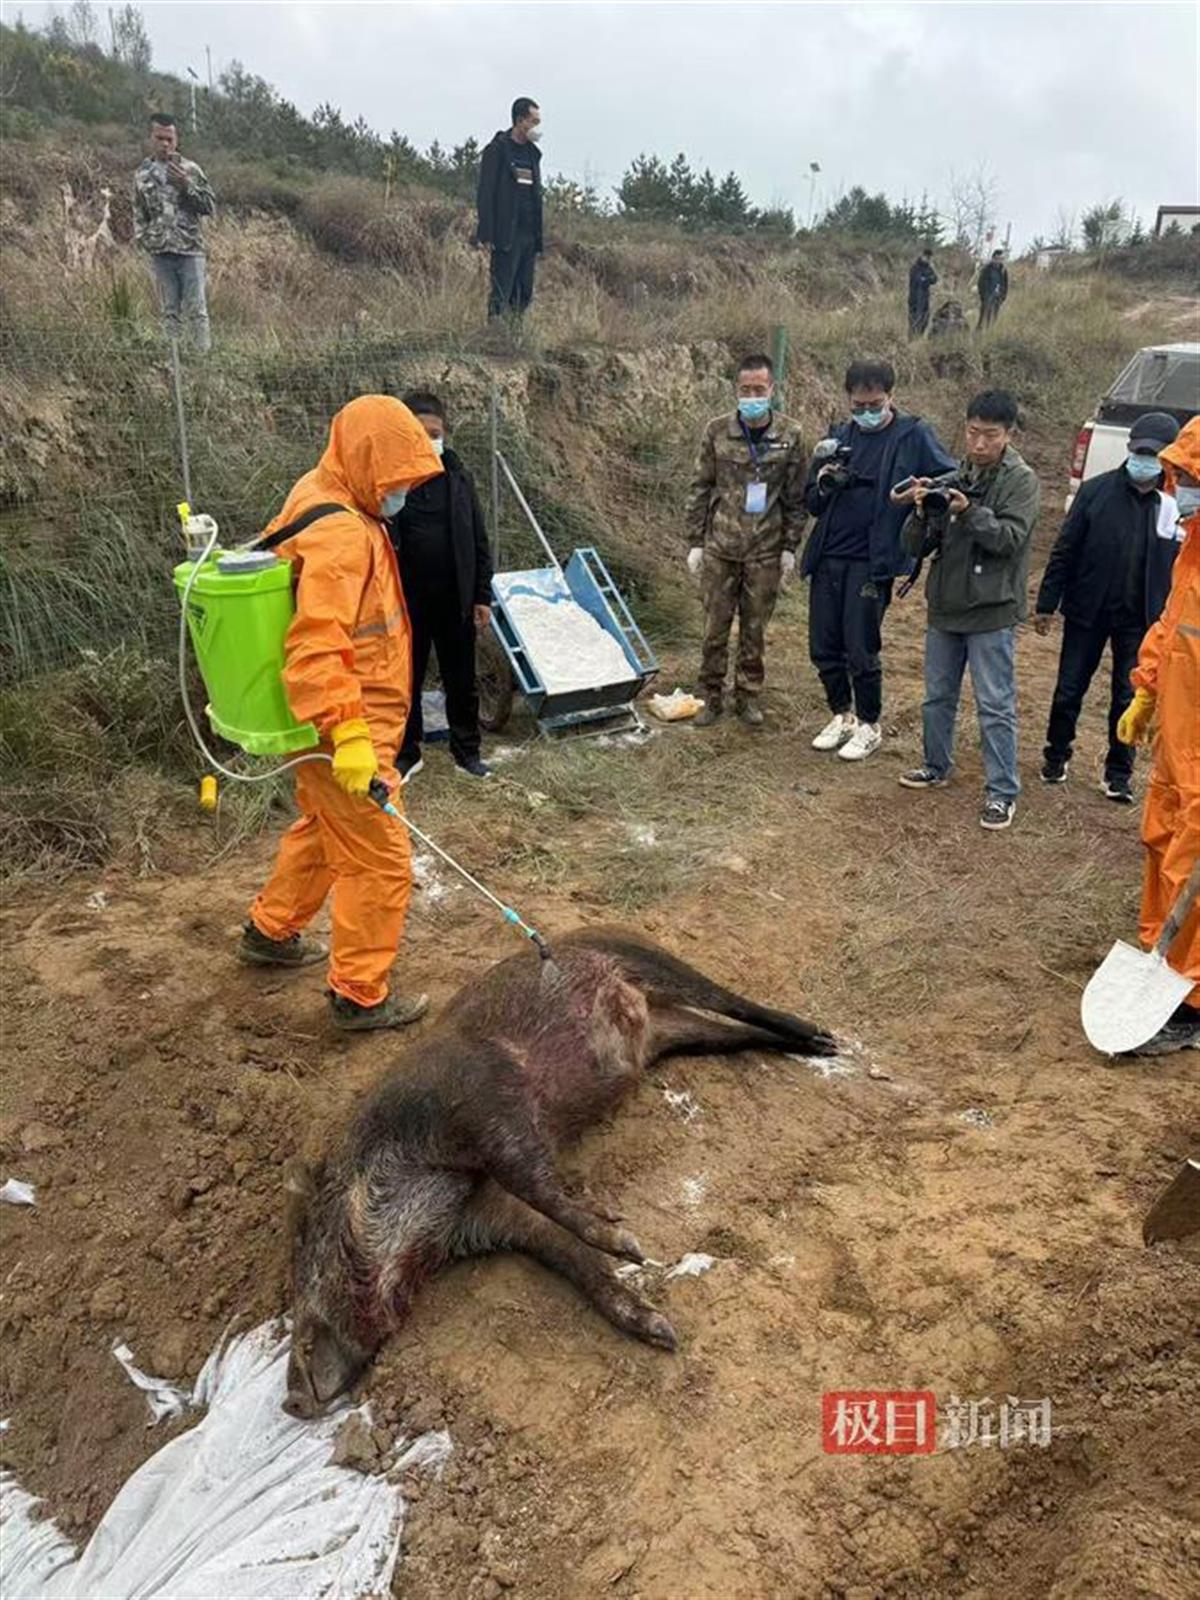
[
  {"left": 920, "top": 469, "right": 977, "bottom": 519},
  {"left": 813, "top": 437, "right": 856, "bottom": 492}
]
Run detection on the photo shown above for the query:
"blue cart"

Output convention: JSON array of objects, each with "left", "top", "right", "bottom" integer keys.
[{"left": 478, "top": 453, "right": 658, "bottom": 739}]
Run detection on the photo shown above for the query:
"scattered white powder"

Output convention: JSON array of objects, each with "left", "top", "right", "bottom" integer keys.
[
  {"left": 679, "top": 1175, "right": 708, "bottom": 1209},
  {"left": 662, "top": 1088, "right": 701, "bottom": 1122},
  {"left": 666, "top": 1253, "right": 716, "bottom": 1280},
  {"left": 505, "top": 594, "right": 633, "bottom": 693}
]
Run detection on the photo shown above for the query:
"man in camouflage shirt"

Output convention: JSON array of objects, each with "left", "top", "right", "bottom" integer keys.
[
  {"left": 685, "top": 354, "right": 807, "bottom": 727},
  {"left": 134, "top": 113, "right": 216, "bottom": 352}
]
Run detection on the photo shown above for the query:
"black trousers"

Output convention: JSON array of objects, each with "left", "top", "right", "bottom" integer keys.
[
  {"left": 978, "top": 294, "right": 1003, "bottom": 328},
  {"left": 401, "top": 584, "right": 481, "bottom": 766},
  {"left": 1043, "top": 617, "right": 1141, "bottom": 781},
  {"left": 488, "top": 233, "right": 537, "bottom": 318},
  {"left": 908, "top": 296, "right": 930, "bottom": 336},
  {"left": 808, "top": 556, "right": 892, "bottom": 725}
]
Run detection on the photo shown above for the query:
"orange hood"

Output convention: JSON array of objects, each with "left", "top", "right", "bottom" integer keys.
[
  {"left": 1159, "top": 414, "right": 1200, "bottom": 508},
  {"left": 315, "top": 395, "right": 443, "bottom": 517}
]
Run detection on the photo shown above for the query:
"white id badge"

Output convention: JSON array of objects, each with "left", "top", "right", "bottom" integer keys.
[{"left": 745, "top": 481, "right": 767, "bottom": 515}]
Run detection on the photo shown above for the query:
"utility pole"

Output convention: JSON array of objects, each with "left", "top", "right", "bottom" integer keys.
[
  {"left": 205, "top": 45, "right": 213, "bottom": 92},
  {"left": 187, "top": 67, "right": 199, "bottom": 134},
  {"left": 805, "top": 161, "right": 821, "bottom": 229}
]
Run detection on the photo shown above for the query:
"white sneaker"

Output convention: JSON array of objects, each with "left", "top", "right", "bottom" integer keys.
[
  {"left": 838, "top": 722, "right": 882, "bottom": 761},
  {"left": 812, "top": 712, "right": 857, "bottom": 751}
]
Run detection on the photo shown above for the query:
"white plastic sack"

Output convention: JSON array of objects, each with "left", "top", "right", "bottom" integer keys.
[{"left": 0, "top": 1321, "right": 451, "bottom": 1599}]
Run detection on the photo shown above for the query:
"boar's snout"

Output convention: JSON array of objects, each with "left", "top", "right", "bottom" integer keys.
[{"left": 284, "top": 1313, "right": 373, "bottom": 1420}]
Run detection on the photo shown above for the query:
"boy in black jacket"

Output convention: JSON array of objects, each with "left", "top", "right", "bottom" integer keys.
[
  {"left": 1034, "top": 411, "right": 1181, "bottom": 802},
  {"left": 475, "top": 97, "right": 543, "bottom": 320},
  {"left": 388, "top": 391, "right": 494, "bottom": 780}
]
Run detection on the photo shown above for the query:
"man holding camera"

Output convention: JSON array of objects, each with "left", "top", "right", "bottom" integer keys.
[
  {"left": 896, "top": 390, "right": 1040, "bottom": 830},
  {"left": 134, "top": 113, "right": 216, "bottom": 352},
  {"left": 801, "top": 360, "right": 955, "bottom": 761},
  {"left": 686, "top": 354, "right": 807, "bottom": 728}
]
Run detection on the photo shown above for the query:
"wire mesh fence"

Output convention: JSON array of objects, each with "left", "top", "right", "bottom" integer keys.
[{"left": 1, "top": 317, "right": 704, "bottom": 687}]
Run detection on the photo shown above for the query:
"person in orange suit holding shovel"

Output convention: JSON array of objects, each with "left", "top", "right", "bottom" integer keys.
[
  {"left": 237, "top": 395, "right": 444, "bottom": 1032},
  {"left": 1116, "top": 414, "right": 1200, "bottom": 1055}
]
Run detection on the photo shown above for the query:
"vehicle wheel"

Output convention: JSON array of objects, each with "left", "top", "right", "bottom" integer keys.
[{"left": 477, "top": 628, "right": 515, "bottom": 732}]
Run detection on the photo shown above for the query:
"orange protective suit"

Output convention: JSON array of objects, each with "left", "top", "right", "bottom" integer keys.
[
  {"left": 1130, "top": 417, "right": 1200, "bottom": 1002},
  {"left": 250, "top": 396, "right": 443, "bottom": 1006}
]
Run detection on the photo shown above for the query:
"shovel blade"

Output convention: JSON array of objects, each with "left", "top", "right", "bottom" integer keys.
[
  {"left": 1143, "top": 1159, "right": 1200, "bottom": 1245},
  {"left": 1081, "top": 940, "right": 1193, "bottom": 1055}
]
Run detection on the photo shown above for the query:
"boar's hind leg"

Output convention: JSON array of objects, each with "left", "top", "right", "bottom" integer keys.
[
  {"left": 454, "top": 1183, "right": 677, "bottom": 1351},
  {"left": 587, "top": 933, "right": 837, "bottom": 1057},
  {"left": 465, "top": 1109, "right": 647, "bottom": 1262},
  {"left": 649, "top": 1003, "right": 824, "bottom": 1061}
]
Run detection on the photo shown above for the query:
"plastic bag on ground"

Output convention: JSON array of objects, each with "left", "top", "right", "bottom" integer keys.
[
  {"left": 647, "top": 688, "right": 704, "bottom": 722},
  {"left": 0, "top": 1321, "right": 451, "bottom": 1599}
]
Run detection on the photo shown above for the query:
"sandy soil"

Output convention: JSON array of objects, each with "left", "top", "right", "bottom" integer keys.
[{"left": 2, "top": 575, "right": 1197, "bottom": 1600}]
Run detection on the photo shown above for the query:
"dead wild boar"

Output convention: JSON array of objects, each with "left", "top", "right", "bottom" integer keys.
[{"left": 283, "top": 928, "right": 836, "bottom": 1417}]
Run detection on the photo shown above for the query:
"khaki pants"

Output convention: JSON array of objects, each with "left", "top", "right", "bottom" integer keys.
[{"left": 699, "top": 553, "right": 782, "bottom": 701}]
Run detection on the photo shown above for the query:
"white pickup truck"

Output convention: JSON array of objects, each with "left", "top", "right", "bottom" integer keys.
[{"left": 1067, "top": 341, "right": 1200, "bottom": 507}]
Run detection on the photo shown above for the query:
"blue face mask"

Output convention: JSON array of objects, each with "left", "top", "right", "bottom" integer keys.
[
  {"left": 381, "top": 488, "right": 408, "bottom": 517},
  {"left": 853, "top": 407, "right": 889, "bottom": 431},
  {"left": 1125, "top": 454, "right": 1162, "bottom": 484},
  {"left": 1176, "top": 486, "right": 1200, "bottom": 518},
  {"left": 738, "top": 396, "right": 771, "bottom": 423}
]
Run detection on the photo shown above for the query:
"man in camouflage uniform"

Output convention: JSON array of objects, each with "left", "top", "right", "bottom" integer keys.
[
  {"left": 685, "top": 353, "right": 806, "bottom": 727},
  {"left": 134, "top": 113, "right": 216, "bottom": 352}
]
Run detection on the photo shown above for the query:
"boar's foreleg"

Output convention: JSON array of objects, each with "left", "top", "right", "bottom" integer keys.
[
  {"left": 458, "top": 1099, "right": 647, "bottom": 1262},
  {"left": 648, "top": 1002, "right": 827, "bottom": 1062},
  {"left": 452, "top": 1183, "right": 677, "bottom": 1351}
]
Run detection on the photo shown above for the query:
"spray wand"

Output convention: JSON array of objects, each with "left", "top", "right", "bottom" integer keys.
[{"left": 367, "top": 779, "right": 554, "bottom": 964}]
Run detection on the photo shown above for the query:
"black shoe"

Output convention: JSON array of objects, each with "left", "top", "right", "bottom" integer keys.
[
  {"left": 237, "top": 923, "right": 327, "bottom": 968},
  {"left": 1132, "top": 1014, "right": 1200, "bottom": 1056},
  {"left": 398, "top": 753, "right": 424, "bottom": 784},
  {"left": 694, "top": 699, "right": 723, "bottom": 728},
  {"left": 898, "top": 766, "right": 949, "bottom": 790},
  {"left": 736, "top": 700, "right": 765, "bottom": 729},
  {"left": 1041, "top": 757, "right": 1069, "bottom": 785},
  {"left": 329, "top": 990, "right": 430, "bottom": 1032},
  {"left": 980, "top": 798, "right": 1016, "bottom": 831},
  {"left": 1101, "top": 775, "right": 1134, "bottom": 805},
  {"left": 454, "top": 756, "right": 492, "bottom": 779}
]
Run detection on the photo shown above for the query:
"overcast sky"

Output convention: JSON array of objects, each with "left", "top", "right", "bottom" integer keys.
[{"left": 22, "top": 1, "right": 1200, "bottom": 246}]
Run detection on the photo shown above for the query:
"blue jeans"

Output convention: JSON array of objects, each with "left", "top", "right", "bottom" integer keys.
[
  {"left": 923, "top": 625, "right": 1020, "bottom": 801},
  {"left": 150, "top": 252, "right": 210, "bottom": 351}
]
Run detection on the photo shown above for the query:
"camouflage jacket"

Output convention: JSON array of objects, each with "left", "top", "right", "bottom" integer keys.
[
  {"left": 133, "top": 156, "right": 216, "bottom": 255},
  {"left": 685, "top": 411, "right": 807, "bottom": 561}
]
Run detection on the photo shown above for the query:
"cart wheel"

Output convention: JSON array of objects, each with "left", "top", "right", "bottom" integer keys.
[{"left": 478, "top": 628, "right": 516, "bottom": 732}]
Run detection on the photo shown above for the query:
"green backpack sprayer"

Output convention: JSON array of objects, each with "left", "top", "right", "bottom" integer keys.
[{"left": 173, "top": 503, "right": 552, "bottom": 962}]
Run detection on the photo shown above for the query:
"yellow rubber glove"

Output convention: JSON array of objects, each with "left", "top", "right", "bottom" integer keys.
[
  {"left": 330, "top": 718, "right": 378, "bottom": 798},
  {"left": 1116, "top": 687, "right": 1155, "bottom": 747}
]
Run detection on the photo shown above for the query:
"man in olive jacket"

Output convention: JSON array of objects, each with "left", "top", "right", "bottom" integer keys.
[
  {"left": 685, "top": 353, "right": 807, "bottom": 728},
  {"left": 895, "top": 389, "right": 1041, "bottom": 830}
]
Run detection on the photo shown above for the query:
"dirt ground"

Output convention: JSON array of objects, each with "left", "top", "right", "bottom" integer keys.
[{"left": 1, "top": 563, "right": 1197, "bottom": 1600}]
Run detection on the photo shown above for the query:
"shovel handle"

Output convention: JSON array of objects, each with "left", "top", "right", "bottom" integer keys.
[{"left": 1155, "top": 858, "right": 1200, "bottom": 959}]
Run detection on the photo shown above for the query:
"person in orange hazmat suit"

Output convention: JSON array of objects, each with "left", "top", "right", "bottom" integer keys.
[
  {"left": 1116, "top": 414, "right": 1200, "bottom": 1055},
  {"left": 238, "top": 395, "right": 443, "bottom": 1031}
]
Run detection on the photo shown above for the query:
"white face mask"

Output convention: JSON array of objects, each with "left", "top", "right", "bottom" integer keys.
[
  {"left": 381, "top": 488, "right": 408, "bottom": 517},
  {"left": 527, "top": 126, "right": 543, "bottom": 142},
  {"left": 430, "top": 437, "right": 445, "bottom": 458}
]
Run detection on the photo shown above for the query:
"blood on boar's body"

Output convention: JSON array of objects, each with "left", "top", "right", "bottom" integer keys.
[{"left": 283, "top": 928, "right": 835, "bottom": 1417}]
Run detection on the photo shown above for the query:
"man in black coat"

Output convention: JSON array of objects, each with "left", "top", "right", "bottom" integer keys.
[
  {"left": 475, "top": 97, "right": 543, "bottom": 321},
  {"left": 388, "top": 391, "right": 494, "bottom": 780},
  {"left": 977, "top": 250, "right": 1008, "bottom": 328},
  {"left": 907, "top": 247, "right": 937, "bottom": 337},
  {"left": 1034, "top": 411, "right": 1182, "bottom": 802}
]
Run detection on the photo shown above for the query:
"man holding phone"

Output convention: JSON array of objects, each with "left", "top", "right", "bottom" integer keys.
[{"left": 134, "top": 113, "right": 216, "bottom": 352}]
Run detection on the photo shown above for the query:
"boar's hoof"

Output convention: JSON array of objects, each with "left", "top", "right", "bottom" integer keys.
[
  {"left": 612, "top": 1227, "right": 646, "bottom": 1262},
  {"left": 639, "top": 1310, "right": 678, "bottom": 1351}
]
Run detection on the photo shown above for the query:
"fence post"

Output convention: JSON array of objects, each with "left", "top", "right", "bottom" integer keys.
[
  {"left": 770, "top": 323, "right": 790, "bottom": 415},
  {"left": 489, "top": 379, "right": 501, "bottom": 568},
  {"left": 169, "top": 333, "right": 193, "bottom": 507}
]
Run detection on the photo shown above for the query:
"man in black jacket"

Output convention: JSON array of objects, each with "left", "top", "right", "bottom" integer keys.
[
  {"left": 907, "top": 247, "right": 937, "bottom": 337},
  {"left": 1034, "top": 411, "right": 1182, "bottom": 802},
  {"left": 476, "top": 97, "right": 543, "bottom": 321},
  {"left": 977, "top": 250, "right": 1008, "bottom": 328},
  {"left": 388, "top": 391, "right": 494, "bottom": 780}
]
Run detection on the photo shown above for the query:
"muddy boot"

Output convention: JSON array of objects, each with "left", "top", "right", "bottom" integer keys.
[
  {"left": 238, "top": 922, "right": 327, "bottom": 968},
  {"left": 736, "top": 698, "right": 765, "bottom": 729},
  {"left": 329, "top": 990, "right": 430, "bottom": 1032},
  {"left": 694, "top": 696, "right": 723, "bottom": 728}
]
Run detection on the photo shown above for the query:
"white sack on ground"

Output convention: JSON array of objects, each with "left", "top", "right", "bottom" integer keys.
[{"left": 0, "top": 1321, "right": 451, "bottom": 1600}]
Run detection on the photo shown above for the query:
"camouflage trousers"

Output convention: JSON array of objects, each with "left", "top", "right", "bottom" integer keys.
[{"left": 698, "top": 553, "right": 782, "bottom": 701}]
